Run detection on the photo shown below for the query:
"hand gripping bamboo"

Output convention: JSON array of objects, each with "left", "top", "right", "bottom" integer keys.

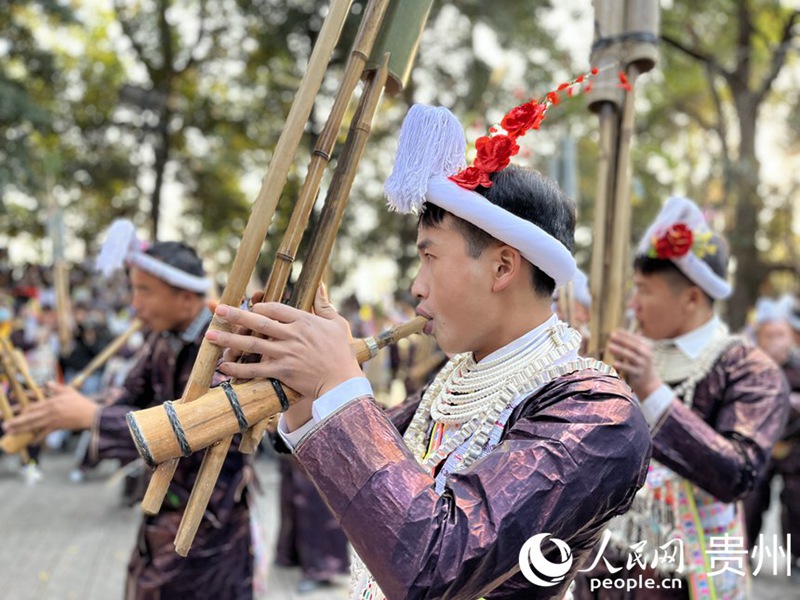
[
  {"left": 238, "top": 0, "right": 392, "bottom": 455},
  {"left": 140, "top": 0, "right": 354, "bottom": 517},
  {"left": 127, "top": 316, "right": 427, "bottom": 467},
  {"left": 0, "top": 321, "right": 143, "bottom": 454},
  {"left": 171, "top": 54, "right": 392, "bottom": 557}
]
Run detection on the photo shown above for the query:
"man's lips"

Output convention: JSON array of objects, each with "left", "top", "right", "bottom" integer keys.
[{"left": 416, "top": 309, "right": 433, "bottom": 335}]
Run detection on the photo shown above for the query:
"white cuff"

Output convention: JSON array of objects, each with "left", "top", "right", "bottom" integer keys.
[
  {"left": 640, "top": 384, "right": 675, "bottom": 428},
  {"left": 277, "top": 377, "right": 374, "bottom": 450}
]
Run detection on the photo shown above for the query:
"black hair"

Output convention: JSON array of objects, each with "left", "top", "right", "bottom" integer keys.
[
  {"left": 417, "top": 165, "right": 575, "bottom": 297},
  {"left": 633, "top": 233, "right": 729, "bottom": 305},
  {"left": 144, "top": 241, "right": 206, "bottom": 294}
]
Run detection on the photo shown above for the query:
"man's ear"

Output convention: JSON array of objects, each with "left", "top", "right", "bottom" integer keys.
[
  {"left": 492, "top": 245, "right": 523, "bottom": 292},
  {"left": 683, "top": 285, "right": 707, "bottom": 312}
]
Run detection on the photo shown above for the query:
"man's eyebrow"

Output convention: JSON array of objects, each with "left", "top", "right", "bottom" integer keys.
[{"left": 416, "top": 239, "right": 432, "bottom": 251}]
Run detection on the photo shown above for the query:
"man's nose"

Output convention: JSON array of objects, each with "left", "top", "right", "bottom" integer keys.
[{"left": 410, "top": 270, "right": 426, "bottom": 300}]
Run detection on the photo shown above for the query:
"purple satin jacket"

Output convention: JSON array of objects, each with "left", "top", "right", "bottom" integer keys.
[{"left": 293, "top": 369, "right": 652, "bottom": 600}]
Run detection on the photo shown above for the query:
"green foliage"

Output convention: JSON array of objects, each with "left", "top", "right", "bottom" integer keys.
[{"left": 3, "top": 0, "right": 796, "bottom": 320}]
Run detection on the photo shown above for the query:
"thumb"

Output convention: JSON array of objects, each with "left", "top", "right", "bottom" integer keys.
[
  {"left": 46, "top": 381, "right": 68, "bottom": 394},
  {"left": 313, "top": 283, "right": 338, "bottom": 320}
]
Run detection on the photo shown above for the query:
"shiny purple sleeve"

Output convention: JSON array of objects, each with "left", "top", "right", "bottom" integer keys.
[
  {"left": 294, "top": 373, "right": 650, "bottom": 600},
  {"left": 651, "top": 343, "right": 789, "bottom": 502}
]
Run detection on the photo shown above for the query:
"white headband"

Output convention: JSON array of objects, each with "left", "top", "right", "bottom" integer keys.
[
  {"left": 95, "top": 219, "right": 211, "bottom": 294},
  {"left": 385, "top": 104, "right": 576, "bottom": 288},
  {"left": 753, "top": 297, "right": 789, "bottom": 327},
  {"left": 571, "top": 268, "right": 591, "bottom": 308},
  {"left": 637, "top": 196, "right": 732, "bottom": 300}
]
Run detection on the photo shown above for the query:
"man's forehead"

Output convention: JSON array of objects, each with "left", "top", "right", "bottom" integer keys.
[
  {"left": 416, "top": 216, "right": 457, "bottom": 246},
  {"left": 130, "top": 267, "right": 167, "bottom": 288},
  {"left": 416, "top": 226, "right": 455, "bottom": 250}
]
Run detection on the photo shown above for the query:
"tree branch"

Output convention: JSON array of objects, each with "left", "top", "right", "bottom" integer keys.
[
  {"left": 756, "top": 9, "right": 800, "bottom": 105},
  {"left": 660, "top": 33, "right": 732, "bottom": 81},
  {"left": 158, "top": 0, "right": 172, "bottom": 82},
  {"left": 177, "top": 0, "right": 210, "bottom": 74},
  {"left": 705, "top": 65, "right": 733, "bottom": 179},
  {"left": 113, "top": 0, "right": 155, "bottom": 77}
]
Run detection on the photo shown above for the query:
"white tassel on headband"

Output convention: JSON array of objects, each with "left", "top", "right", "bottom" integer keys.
[
  {"left": 95, "top": 219, "right": 211, "bottom": 294},
  {"left": 384, "top": 104, "right": 576, "bottom": 288},
  {"left": 385, "top": 104, "right": 467, "bottom": 213},
  {"left": 636, "top": 196, "right": 732, "bottom": 300}
]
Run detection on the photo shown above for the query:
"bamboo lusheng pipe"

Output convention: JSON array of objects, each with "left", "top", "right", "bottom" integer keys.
[
  {"left": 0, "top": 385, "right": 14, "bottom": 422},
  {"left": 363, "top": 0, "right": 434, "bottom": 95},
  {"left": 0, "top": 370, "right": 33, "bottom": 457},
  {"left": 140, "top": 0, "right": 355, "bottom": 516},
  {"left": 0, "top": 321, "right": 144, "bottom": 454},
  {"left": 602, "top": 64, "right": 641, "bottom": 361},
  {"left": 173, "top": 55, "right": 392, "bottom": 557},
  {"left": 624, "top": 0, "right": 660, "bottom": 72},
  {"left": 54, "top": 262, "right": 72, "bottom": 357},
  {"left": 70, "top": 320, "right": 143, "bottom": 390},
  {"left": 127, "top": 316, "right": 427, "bottom": 468},
  {"left": 0, "top": 337, "right": 31, "bottom": 410},
  {"left": 0, "top": 385, "right": 31, "bottom": 461},
  {"left": 586, "top": 0, "right": 626, "bottom": 111},
  {"left": 587, "top": 101, "right": 619, "bottom": 359},
  {"left": 0, "top": 338, "right": 44, "bottom": 454},
  {"left": 238, "top": 0, "right": 391, "bottom": 455}
]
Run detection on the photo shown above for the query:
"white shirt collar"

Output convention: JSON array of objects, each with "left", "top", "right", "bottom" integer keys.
[
  {"left": 668, "top": 315, "right": 721, "bottom": 360},
  {"left": 478, "top": 314, "right": 560, "bottom": 364}
]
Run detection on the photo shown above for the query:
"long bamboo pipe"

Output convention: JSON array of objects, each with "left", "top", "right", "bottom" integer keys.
[
  {"left": 0, "top": 338, "right": 41, "bottom": 454},
  {"left": 172, "top": 54, "right": 392, "bottom": 557},
  {"left": 603, "top": 64, "right": 640, "bottom": 351},
  {"left": 587, "top": 101, "right": 618, "bottom": 359},
  {"left": 140, "top": 0, "right": 355, "bottom": 516},
  {"left": 70, "top": 320, "right": 143, "bottom": 390},
  {"left": 0, "top": 321, "right": 143, "bottom": 454},
  {"left": 0, "top": 384, "right": 30, "bottom": 462},
  {"left": 0, "top": 337, "right": 31, "bottom": 411},
  {"left": 0, "top": 385, "right": 14, "bottom": 422},
  {"left": 127, "top": 316, "right": 427, "bottom": 468},
  {"left": 238, "top": 0, "right": 392, "bottom": 454}
]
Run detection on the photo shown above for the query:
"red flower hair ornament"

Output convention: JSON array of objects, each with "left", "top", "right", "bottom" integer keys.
[
  {"left": 637, "top": 197, "right": 732, "bottom": 300},
  {"left": 450, "top": 67, "right": 600, "bottom": 191},
  {"left": 383, "top": 66, "right": 621, "bottom": 288}
]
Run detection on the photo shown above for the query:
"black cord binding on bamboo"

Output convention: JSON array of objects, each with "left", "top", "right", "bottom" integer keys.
[
  {"left": 270, "top": 378, "right": 290, "bottom": 412},
  {"left": 126, "top": 412, "right": 155, "bottom": 468},
  {"left": 221, "top": 381, "right": 249, "bottom": 432},
  {"left": 163, "top": 400, "right": 192, "bottom": 457}
]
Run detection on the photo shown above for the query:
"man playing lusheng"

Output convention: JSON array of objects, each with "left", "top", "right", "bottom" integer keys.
[
  {"left": 573, "top": 197, "right": 789, "bottom": 599},
  {"left": 6, "top": 225, "right": 255, "bottom": 599},
  {"left": 206, "top": 99, "right": 651, "bottom": 600}
]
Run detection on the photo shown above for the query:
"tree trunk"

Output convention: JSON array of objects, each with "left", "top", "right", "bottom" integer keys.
[
  {"left": 728, "top": 92, "right": 761, "bottom": 329},
  {"left": 150, "top": 111, "right": 170, "bottom": 242}
]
